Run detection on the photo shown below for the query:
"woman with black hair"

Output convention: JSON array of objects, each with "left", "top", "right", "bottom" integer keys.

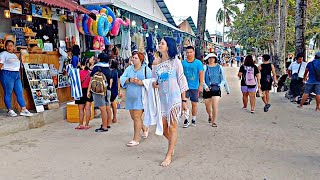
[
  {"left": 238, "top": 55, "right": 261, "bottom": 113},
  {"left": 0, "top": 40, "right": 33, "bottom": 117},
  {"left": 202, "top": 53, "right": 227, "bottom": 127},
  {"left": 75, "top": 59, "right": 93, "bottom": 130},
  {"left": 152, "top": 37, "right": 188, "bottom": 167},
  {"left": 71, "top": 45, "right": 81, "bottom": 68}
]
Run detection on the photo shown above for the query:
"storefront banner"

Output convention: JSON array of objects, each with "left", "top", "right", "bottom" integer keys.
[
  {"left": 32, "top": 4, "right": 42, "bottom": 18},
  {"left": 24, "top": 63, "right": 59, "bottom": 112},
  {"left": 42, "top": 6, "right": 52, "bottom": 19},
  {"left": 9, "top": 1, "right": 22, "bottom": 14},
  {"left": 58, "top": 74, "right": 70, "bottom": 88}
]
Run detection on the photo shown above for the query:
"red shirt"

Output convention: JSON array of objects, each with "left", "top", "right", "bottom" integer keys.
[{"left": 80, "top": 70, "right": 91, "bottom": 88}]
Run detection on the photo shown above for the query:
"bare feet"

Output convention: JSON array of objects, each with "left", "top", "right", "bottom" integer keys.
[
  {"left": 160, "top": 157, "right": 172, "bottom": 167},
  {"left": 112, "top": 118, "right": 118, "bottom": 123},
  {"left": 316, "top": 108, "right": 320, "bottom": 112}
]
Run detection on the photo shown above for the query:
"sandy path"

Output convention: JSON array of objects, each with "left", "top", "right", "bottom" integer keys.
[{"left": 0, "top": 67, "right": 319, "bottom": 180}]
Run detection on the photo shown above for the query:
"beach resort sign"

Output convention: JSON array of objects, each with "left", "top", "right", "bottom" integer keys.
[{"left": 80, "top": 0, "right": 115, "bottom": 5}]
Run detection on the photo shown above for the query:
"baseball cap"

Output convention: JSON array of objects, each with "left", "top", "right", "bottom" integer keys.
[{"left": 204, "top": 53, "right": 217, "bottom": 60}]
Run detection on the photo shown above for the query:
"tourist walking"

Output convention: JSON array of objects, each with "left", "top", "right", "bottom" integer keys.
[
  {"left": 182, "top": 46, "right": 204, "bottom": 127},
  {"left": 298, "top": 52, "right": 320, "bottom": 111},
  {"left": 75, "top": 59, "right": 93, "bottom": 130},
  {"left": 203, "top": 53, "right": 226, "bottom": 127},
  {"left": 258, "top": 54, "right": 278, "bottom": 112},
  {"left": 110, "top": 60, "right": 120, "bottom": 123},
  {"left": 120, "top": 51, "right": 152, "bottom": 147},
  {"left": 87, "top": 53, "right": 112, "bottom": 132},
  {"left": 238, "top": 55, "right": 261, "bottom": 113},
  {"left": 0, "top": 40, "right": 33, "bottom": 117},
  {"left": 288, "top": 53, "right": 307, "bottom": 102},
  {"left": 152, "top": 37, "right": 188, "bottom": 167}
]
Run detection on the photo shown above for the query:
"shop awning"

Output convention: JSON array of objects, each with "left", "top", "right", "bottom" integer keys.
[
  {"left": 30, "top": 0, "right": 91, "bottom": 14},
  {"left": 112, "top": 1, "right": 182, "bottom": 32}
]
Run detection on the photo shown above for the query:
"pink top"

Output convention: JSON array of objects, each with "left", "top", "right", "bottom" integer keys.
[{"left": 80, "top": 70, "right": 91, "bottom": 88}]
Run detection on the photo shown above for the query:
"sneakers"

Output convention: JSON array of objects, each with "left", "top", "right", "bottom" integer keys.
[
  {"left": 20, "top": 109, "right": 33, "bottom": 117},
  {"left": 7, "top": 110, "right": 17, "bottom": 117},
  {"left": 264, "top": 104, "right": 271, "bottom": 112},
  {"left": 183, "top": 119, "right": 189, "bottom": 128},
  {"left": 191, "top": 119, "right": 196, "bottom": 126}
]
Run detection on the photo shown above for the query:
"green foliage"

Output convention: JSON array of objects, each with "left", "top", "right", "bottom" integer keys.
[{"left": 227, "top": 0, "right": 320, "bottom": 52}]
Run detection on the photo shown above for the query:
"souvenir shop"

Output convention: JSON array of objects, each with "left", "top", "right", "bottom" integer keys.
[{"left": 0, "top": 0, "right": 89, "bottom": 112}]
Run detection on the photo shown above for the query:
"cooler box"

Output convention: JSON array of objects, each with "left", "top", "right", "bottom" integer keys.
[{"left": 66, "top": 101, "right": 94, "bottom": 123}]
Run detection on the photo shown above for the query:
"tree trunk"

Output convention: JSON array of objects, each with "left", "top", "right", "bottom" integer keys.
[
  {"left": 277, "top": 0, "right": 287, "bottom": 75},
  {"left": 273, "top": 0, "right": 281, "bottom": 70},
  {"left": 195, "top": 0, "right": 208, "bottom": 60},
  {"left": 295, "top": 0, "right": 307, "bottom": 58}
]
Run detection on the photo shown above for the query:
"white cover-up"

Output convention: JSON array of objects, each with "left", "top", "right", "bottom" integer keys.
[{"left": 142, "top": 79, "right": 163, "bottom": 135}]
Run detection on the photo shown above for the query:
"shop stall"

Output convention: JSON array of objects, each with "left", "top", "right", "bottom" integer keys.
[{"left": 0, "top": 0, "right": 89, "bottom": 111}]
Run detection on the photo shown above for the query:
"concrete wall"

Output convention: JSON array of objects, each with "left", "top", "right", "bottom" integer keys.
[
  {"left": 178, "top": 20, "right": 195, "bottom": 36},
  {"left": 119, "top": 0, "right": 167, "bottom": 21}
]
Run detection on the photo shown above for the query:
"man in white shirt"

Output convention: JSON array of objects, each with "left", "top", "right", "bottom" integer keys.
[{"left": 288, "top": 53, "right": 307, "bottom": 101}]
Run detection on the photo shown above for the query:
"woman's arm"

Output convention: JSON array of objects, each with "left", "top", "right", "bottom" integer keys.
[
  {"left": 271, "top": 64, "right": 278, "bottom": 84},
  {"left": 202, "top": 65, "right": 209, "bottom": 90},
  {"left": 120, "top": 68, "right": 131, "bottom": 88},
  {"left": 87, "top": 77, "right": 92, "bottom": 98}
]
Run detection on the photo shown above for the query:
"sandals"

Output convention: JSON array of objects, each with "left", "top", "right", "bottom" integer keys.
[
  {"left": 75, "top": 125, "right": 85, "bottom": 130},
  {"left": 251, "top": 110, "right": 255, "bottom": 114},
  {"left": 208, "top": 117, "right": 212, "bottom": 123},
  {"left": 212, "top": 123, "right": 217, "bottom": 127},
  {"left": 95, "top": 127, "right": 108, "bottom": 132},
  {"left": 127, "top": 141, "right": 139, "bottom": 147}
]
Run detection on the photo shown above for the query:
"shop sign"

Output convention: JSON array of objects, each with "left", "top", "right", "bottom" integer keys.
[
  {"left": 9, "top": 1, "right": 22, "bottom": 14},
  {"left": 31, "top": 4, "right": 42, "bottom": 17},
  {"left": 80, "top": 0, "right": 114, "bottom": 5},
  {"left": 42, "top": 6, "right": 52, "bottom": 19}
]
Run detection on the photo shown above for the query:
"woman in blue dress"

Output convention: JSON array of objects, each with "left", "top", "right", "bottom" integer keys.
[{"left": 120, "top": 51, "right": 152, "bottom": 147}]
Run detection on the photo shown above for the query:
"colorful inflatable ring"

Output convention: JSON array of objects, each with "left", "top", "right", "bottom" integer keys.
[
  {"left": 100, "top": 8, "right": 107, "bottom": 15},
  {"left": 98, "top": 16, "right": 110, "bottom": 36},
  {"left": 82, "top": 14, "right": 90, "bottom": 35},
  {"left": 87, "top": 5, "right": 102, "bottom": 12},
  {"left": 102, "top": 6, "right": 116, "bottom": 29},
  {"left": 104, "top": 36, "right": 110, "bottom": 46},
  {"left": 87, "top": 17, "right": 94, "bottom": 36},
  {"left": 76, "top": 14, "right": 84, "bottom": 34},
  {"left": 93, "top": 15, "right": 100, "bottom": 36}
]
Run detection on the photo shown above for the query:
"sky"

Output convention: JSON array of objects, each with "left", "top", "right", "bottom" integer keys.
[{"left": 164, "top": 0, "right": 224, "bottom": 34}]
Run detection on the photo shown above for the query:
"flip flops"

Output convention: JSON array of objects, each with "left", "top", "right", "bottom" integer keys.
[
  {"left": 142, "top": 128, "right": 149, "bottom": 139},
  {"left": 75, "top": 125, "right": 85, "bottom": 130},
  {"left": 212, "top": 123, "right": 217, "bottom": 127},
  {"left": 127, "top": 141, "right": 139, "bottom": 147}
]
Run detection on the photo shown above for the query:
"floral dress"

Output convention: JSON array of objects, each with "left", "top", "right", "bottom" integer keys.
[{"left": 153, "top": 57, "right": 188, "bottom": 126}]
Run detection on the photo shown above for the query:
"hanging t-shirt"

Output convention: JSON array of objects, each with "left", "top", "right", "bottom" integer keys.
[{"left": 0, "top": 51, "right": 21, "bottom": 71}]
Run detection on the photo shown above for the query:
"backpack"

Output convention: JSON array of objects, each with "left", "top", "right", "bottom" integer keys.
[
  {"left": 311, "top": 61, "right": 320, "bottom": 81},
  {"left": 245, "top": 66, "right": 256, "bottom": 87},
  {"left": 90, "top": 67, "right": 107, "bottom": 96}
]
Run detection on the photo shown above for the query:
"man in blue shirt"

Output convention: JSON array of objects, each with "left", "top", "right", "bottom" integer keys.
[
  {"left": 298, "top": 52, "right": 320, "bottom": 111},
  {"left": 182, "top": 46, "right": 204, "bottom": 127}
]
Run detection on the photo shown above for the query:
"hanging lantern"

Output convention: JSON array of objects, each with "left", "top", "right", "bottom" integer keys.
[
  {"left": 47, "top": 18, "right": 52, "bottom": 24},
  {"left": 26, "top": 15, "right": 32, "bottom": 22},
  {"left": 4, "top": 10, "right": 10, "bottom": 18}
]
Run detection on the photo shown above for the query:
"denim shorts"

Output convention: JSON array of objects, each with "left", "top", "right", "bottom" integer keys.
[
  {"left": 186, "top": 89, "right": 199, "bottom": 102},
  {"left": 304, "top": 84, "right": 320, "bottom": 95},
  {"left": 241, "top": 86, "right": 257, "bottom": 93},
  {"left": 92, "top": 90, "right": 111, "bottom": 107}
]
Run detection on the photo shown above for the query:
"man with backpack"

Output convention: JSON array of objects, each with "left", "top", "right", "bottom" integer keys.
[
  {"left": 87, "top": 53, "right": 112, "bottom": 132},
  {"left": 298, "top": 52, "right": 320, "bottom": 111}
]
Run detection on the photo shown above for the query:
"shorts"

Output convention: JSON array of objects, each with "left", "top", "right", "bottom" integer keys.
[
  {"left": 75, "top": 88, "right": 93, "bottom": 104},
  {"left": 186, "top": 89, "right": 199, "bottom": 102},
  {"left": 110, "top": 92, "right": 118, "bottom": 103},
  {"left": 203, "top": 89, "right": 221, "bottom": 99},
  {"left": 241, "top": 86, "right": 257, "bottom": 93},
  {"left": 92, "top": 90, "right": 111, "bottom": 107},
  {"left": 261, "top": 81, "right": 272, "bottom": 91},
  {"left": 304, "top": 84, "right": 320, "bottom": 95}
]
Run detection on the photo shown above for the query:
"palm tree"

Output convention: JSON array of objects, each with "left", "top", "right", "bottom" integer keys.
[
  {"left": 216, "top": 0, "right": 240, "bottom": 44},
  {"left": 295, "top": 0, "right": 307, "bottom": 57},
  {"left": 195, "top": 0, "right": 208, "bottom": 60}
]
